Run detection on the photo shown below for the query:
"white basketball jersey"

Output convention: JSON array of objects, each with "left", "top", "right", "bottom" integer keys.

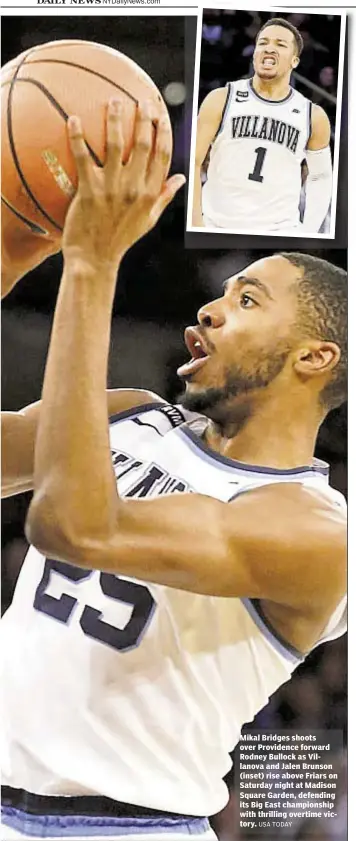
[
  {"left": 1, "top": 402, "right": 346, "bottom": 817},
  {"left": 202, "top": 78, "right": 312, "bottom": 231}
]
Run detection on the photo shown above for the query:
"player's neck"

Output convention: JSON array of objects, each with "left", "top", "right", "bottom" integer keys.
[
  {"left": 203, "top": 398, "right": 322, "bottom": 470},
  {"left": 252, "top": 74, "right": 291, "bottom": 102}
]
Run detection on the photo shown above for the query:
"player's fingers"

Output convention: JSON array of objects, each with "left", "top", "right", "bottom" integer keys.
[
  {"left": 146, "top": 116, "right": 172, "bottom": 193},
  {"left": 67, "top": 116, "right": 94, "bottom": 192},
  {"left": 126, "top": 101, "right": 153, "bottom": 182},
  {"left": 105, "top": 99, "right": 124, "bottom": 186},
  {"left": 151, "top": 174, "right": 186, "bottom": 221}
]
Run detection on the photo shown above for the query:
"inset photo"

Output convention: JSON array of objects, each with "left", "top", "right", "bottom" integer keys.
[{"left": 187, "top": 9, "right": 346, "bottom": 239}]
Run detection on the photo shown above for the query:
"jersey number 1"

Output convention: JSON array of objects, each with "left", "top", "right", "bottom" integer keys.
[
  {"left": 248, "top": 146, "right": 267, "bottom": 183},
  {"left": 33, "top": 559, "right": 156, "bottom": 652}
]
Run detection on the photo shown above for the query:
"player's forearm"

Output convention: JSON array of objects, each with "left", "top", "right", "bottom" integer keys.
[
  {"left": 1, "top": 410, "right": 37, "bottom": 498},
  {"left": 192, "top": 166, "right": 204, "bottom": 226},
  {"left": 26, "top": 102, "right": 182, "bottom": 556},
  {"left": 24, "top": 475, "right": 346, "bottom": 611},
  {"left": 303, "top": 175, "right": 332, "bottom": 232},
  {"left": 303, "top": 146, "right": 332, "bottom": 233},
  {"left": 26, "top": 258, "right": 120, "bottom": 548}
]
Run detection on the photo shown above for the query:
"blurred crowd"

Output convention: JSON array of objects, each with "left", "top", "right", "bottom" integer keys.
[{"left": 200, "top": 10, "right": 342, "bottom": 133}]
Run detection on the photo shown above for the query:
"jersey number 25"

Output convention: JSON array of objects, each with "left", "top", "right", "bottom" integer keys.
[{"left": 33, "top": 559, "right": 156, "bottom": 652}]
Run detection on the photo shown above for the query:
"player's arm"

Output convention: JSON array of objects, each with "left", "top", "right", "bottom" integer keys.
[
  {"left": 303, "top": 103, "right": 332, "bottom": 233},
  {"left": 27, "top": 443, "right": 346, "bottom": 639},
  {"left": 25, "top": 101, "right": 345, "bottom": 647},
  {"left": 1, "top": 389, "right": 164, "bottom": 499},
  {"left": 192, "top": 88, "right": 228, "bottom": 227},
  {"left": 1, "top": 201, "right": 61, "bottom": 299}
]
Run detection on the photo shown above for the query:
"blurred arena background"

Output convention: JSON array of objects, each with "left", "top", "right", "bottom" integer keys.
[{"left": 1, "top": 15, "right": 347, "bottom": 841}]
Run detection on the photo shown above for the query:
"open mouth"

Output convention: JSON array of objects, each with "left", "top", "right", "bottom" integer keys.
[
  {"left": 177, "top": 327, "right": 211, "bottom": 378},
  {"left": 262, "top": 56, "right": 277, "bottom": 68}
]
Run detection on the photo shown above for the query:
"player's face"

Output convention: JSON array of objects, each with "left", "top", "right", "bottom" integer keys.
[
  {"left": 253, "top": 25, "right": 298, "bottom": 81},
  {"left": 178, "top": 256, "right": 300, "bottom": 420}
]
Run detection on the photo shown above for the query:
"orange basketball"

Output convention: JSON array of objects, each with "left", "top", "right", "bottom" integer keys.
[{"left": 1, "top": 40, "right": 172, "bottom": 236}]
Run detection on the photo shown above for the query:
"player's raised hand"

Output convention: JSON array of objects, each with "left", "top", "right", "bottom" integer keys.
[{"left": 62, "top": 99, "right": 185, "bottom": 272}]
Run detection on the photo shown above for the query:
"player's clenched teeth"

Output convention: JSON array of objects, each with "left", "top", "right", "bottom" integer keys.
[{"left": 262, "top": 57, "right": 277, "bottom": 66}]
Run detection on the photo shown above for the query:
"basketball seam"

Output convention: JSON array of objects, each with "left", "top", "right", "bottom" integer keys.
[
  {"left": 7, "top": 54, "right": 63, "bottom": 233},
  {"left": 3, "top": 49, "right": 146, "bottom": 232},
  {"left": 13, "top": 77, "right": 103, "bottom": 168},
  {"left": 21, "top": 58, "right": 139, "bottom": 105}
]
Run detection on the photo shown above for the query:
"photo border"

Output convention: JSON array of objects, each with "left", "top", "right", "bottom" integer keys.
[{"left": 186, "top": 4, "right": 347, "bottom": 241}]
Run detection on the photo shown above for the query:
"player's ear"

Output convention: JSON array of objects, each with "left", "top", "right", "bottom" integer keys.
[
  {"left": 294, "top": 341, "right": 340, "bottom": 379},
  {"left": 291, "top": 55, "right": 300, "bottom": 69}
]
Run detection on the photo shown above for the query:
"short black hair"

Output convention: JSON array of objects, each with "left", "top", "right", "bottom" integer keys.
[
  {"left": 257, "top": 17, "right": 304, "bottom": 57},
  {"left": 279, "top": 252, "right": 347, "bottom": 411}
]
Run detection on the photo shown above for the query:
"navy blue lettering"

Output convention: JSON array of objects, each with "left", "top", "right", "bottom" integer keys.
[
  {"left": 251, "top": 116, "right": 259, "bottom": 138},
  {"left": 33, "top": 560, "right": 156, "bottom": 653},
  {"left": 268, "top": 119, "right": 279, "bottom": 142},
  {"left": 232, "top": 116, "right": 241, "bottom": 138},
  {"left": 277, "top": 122, "right": 287, "bottom": 144},
  {"left": 243, "top": 116, "right": 252, "bottom": 137},
  {"left": 126, "top": 465, "right": 165, "bottom": 498},
  {"left": 258, "top": 118, "right": 269, "bottom": 140}
]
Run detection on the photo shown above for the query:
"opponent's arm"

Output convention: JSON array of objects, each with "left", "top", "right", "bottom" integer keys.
[
  {"left": 192, "top": 88, "right": 228, "bottom": 227},
  {"left": 1, "top": 389, "right": 163, "bottom": 499},
  {"left": 303, "top": 104, "right": 332, "bottom": 233}
]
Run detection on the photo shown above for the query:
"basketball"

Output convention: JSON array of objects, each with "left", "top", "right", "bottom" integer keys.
[{"left": 1, "top": 40, "right": 172, "bottom": 236}]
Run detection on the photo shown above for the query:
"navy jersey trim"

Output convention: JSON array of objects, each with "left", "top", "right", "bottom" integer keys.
[
  {"left": 248, "top": 77, "right": 294, "bottom": 105},
  {"left": 214, "top": 82, "right": 232, "bottom": 139},
  {"left": 1, "top": 806, "right": 210, "bottom": 837},
  {"left": 1, "top": 787, "right": 205, "bottom": 822},
  {"left": 306, "top": 99, "right": 313, "bottom": 148},
  {"left": 241, "top": 599, "right": 305, "bottom": 664},
  {"left": 109, "top": 401, "right": 166, "bottom": 426},
  {"left": 179, "top": 426, "right": 329, "bottom": 477}
]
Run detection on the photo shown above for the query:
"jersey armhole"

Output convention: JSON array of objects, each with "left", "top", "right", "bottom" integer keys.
[
  {"left": 305, "top": 99, "right": 313, "bottom": 149},
  {"left": 241, "top": 598, "right": 305, "bottom": 664},
  {"left": 213, "top": 83, "right": 233, "bottom": 141}
]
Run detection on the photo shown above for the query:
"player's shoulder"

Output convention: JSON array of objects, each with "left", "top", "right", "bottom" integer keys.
[
  {"left": 229, "top": 77, "right": 250, "bottom": 89},
  {"left": 231, "top": 480, "right": 346, "bottom": 528},
  {"left": 310, "top": 101, "right": 330, "bottom": 126},
  {"left": 107, "top": 388, "right": 165, "bottom": 420},
  {"left": 306, "top": 102, "right": 331, "bottom": 148},
  {"left": 231, "top": 481, "right": 346, "bottom": 597},
  {"left": 200, "top": 85, "right": 229, "bottom": 116}
]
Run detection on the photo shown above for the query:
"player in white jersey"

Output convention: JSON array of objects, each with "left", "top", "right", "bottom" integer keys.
[
  {"left": 192, "top": 17, "right": 333, "bottom": 233},
  {"left": 1, "top": 103, "right": 346, "bottom": 840}
]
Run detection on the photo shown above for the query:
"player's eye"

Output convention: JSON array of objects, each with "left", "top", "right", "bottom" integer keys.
[{"left": 240, "top": 293, "right": 257, "bottom": 308}]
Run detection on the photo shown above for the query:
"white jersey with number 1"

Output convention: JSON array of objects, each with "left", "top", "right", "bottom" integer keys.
[{"left": 202, "top": 77, "right": 312, "bottom": 231}]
